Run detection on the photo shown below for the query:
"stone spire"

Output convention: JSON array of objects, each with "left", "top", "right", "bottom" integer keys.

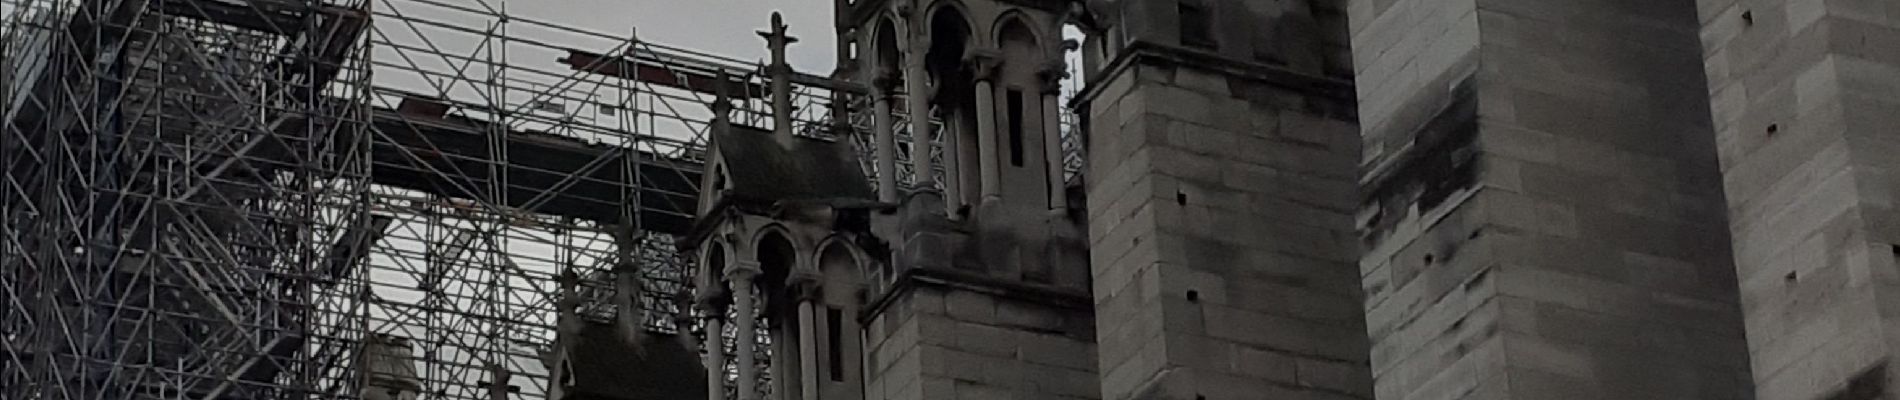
[{"left": 759, "top": 12, "right": 799, "bottom": 149}]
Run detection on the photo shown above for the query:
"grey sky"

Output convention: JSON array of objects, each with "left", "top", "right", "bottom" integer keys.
[{"left": 513, "top": 0, "right": 838, "bottom": 72}]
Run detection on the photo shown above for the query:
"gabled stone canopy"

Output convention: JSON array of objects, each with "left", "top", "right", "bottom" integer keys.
[
  {"left": 706, "top": 124, "right": 876, "bottom": 209},
  {"left": 545, "top": 321, "right": 708, "bottom": 400}
]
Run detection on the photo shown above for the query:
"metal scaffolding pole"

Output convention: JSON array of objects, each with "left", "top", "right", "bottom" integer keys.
[{"left": 0, "top": 0, "right": 1083, "bottom": 398}]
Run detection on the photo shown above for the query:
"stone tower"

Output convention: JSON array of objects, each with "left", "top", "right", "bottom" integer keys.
[
  {"left": 687, "top": 21, "right": 883, "bottom": 399},
  {"left": 1346, "top": 0, "right": 1754, "bottom": 398},
  {"left": 1694, "top": 1, "right": 1900, "bottom": 398},
  {"left": 1069, "top": 0, "right": 1374, "bottom": 399},
  {"left": 833, "top": 0, "right": 1098, "bottom": 398}
]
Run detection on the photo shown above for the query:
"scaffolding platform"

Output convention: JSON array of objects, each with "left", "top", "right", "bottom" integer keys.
[{"left": 361, "top": 101, "right": 703, "bottom": 234}]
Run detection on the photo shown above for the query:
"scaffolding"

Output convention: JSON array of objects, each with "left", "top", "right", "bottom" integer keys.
[
  {"left": 0, "top": 0, "right": 882, "bottom": 398},
  {"left": 1, "top": 0, "right": 1083, "bottom": 398}
]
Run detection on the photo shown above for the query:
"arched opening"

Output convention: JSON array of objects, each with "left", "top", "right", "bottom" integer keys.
[
  {"left": 926, "top": 7, "right": 973, "bottom": 83},
  {"left": 815, "top": 242, "right": 866, "bottom": 399},
  {"left": 997, "top": 17, "right": 1042, "bottom": 170},
  {"left": 950, "top": 16, "right": 1049, "bottom": 279},
  {"left": 871, "top": 17, "right": 901, "bottom": 84},
  {"left": 755, "top": 231, "right": 795, "bottom": 284},
  {"left": 926, "top": 7, "right": 979, "bottom": 210},
  {"left": 753, "top": 230, "right": 797, "bottom": 399}
]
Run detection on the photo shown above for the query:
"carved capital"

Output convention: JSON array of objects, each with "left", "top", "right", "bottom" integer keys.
[
  {"left": 695, "top": 287, "right": 730, "bottom": 310},
  {"left": 788, "top": 269, "right": 822, "bottom": 285},
  {"left": 1038, "top": 62, "right": 1068, "bottom": 95},
  {"left": 787, "top": 271, "right": 824, "bottom": 301},
  {"left": 871, "top": 70, "right": 901, "bottom": 99},
  {"left": 723, "top": 260, "right": 762, "bottom": 283},
  {"left": 894, "top": 1, "right": 914, "bottom": 18},
  {"left": 965, "top": 48, "right": 1004, "bottom": 82}
]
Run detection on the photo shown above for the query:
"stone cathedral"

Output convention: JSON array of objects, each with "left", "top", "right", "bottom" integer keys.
[{"left": 665, "top": 0, "right": 1900, "bottom": 400}]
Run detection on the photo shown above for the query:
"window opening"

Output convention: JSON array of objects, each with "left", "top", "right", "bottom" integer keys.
[
  {"left": 1180, "top": 1, "right": 1215, "bottom": 49},
  {"left": 1008, "top": 89, "right": 1025, "bottom": 167},
  {"left": 827, "top": 307, "right": 844, "bottom": 382}
]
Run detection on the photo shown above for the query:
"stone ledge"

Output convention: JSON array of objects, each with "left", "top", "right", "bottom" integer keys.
[
  {"left": 863, "top": 265, "right": 1093, "bottom": 323},
  {"left": 1071, "top": 40, "right": 1358, "bottom": 115}
]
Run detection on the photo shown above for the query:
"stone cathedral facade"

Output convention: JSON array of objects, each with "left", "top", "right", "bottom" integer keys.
[{"left": 676, "top": 0, "right": 1900, "bottom": 399}]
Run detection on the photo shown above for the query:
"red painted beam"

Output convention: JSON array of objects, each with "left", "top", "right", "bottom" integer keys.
[{"left": 559, "top": 49, "right": 766, "bottom": 99}]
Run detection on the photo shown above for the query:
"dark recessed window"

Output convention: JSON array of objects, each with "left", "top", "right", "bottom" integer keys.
[
  {"left": 1008, "top": 89, "right": 1026, "bottom": 167},
  {"left": 1180, "top": 1, "right": 1215, "bottom": 50},
  {"left": 826, "top": 307, "right": 844, "bottom": 382}
]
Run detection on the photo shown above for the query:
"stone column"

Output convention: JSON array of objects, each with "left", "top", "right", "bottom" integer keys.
[
  {"left": 697, "top": 298, "right": 728, "bottom": 400},
  {"left": 871, "top": 75, "right": 897, "bottom": 203},
  {"left": 1039, "top": 65, "right": 1066, "bottom": 214},
  {"left": 971, "top": 52, "right": 1002, "bottom": 201},
  {"left": 770, "top": 326, "right": 791, "bottom": 400},
  {"left": 904, "top": 43, "right": 934, "bottom": 190},
  {"left": 724, "top": 261, "right": 761, "bottom": 400},
  {"left": 789, "top": 273, "right": 821, "bottom": 400}
]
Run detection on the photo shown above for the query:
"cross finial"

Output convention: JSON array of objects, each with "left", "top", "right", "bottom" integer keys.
[
  {"left": 759, "top": 12, "right": 800, "bottom": 64},
  {"left": 760, "top": 12, "right": 798, "bottom": 47}
]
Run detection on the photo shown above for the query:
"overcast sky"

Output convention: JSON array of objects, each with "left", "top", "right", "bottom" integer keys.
[{"left": 514, "top": 0, "right": 838, "bottom": 71}]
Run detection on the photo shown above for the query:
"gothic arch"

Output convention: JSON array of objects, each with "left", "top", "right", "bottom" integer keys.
[
  {"left": 991, "top": 11, "right": 1046, "bottom": 56},
  {"left": 995, "top": 12, "right": 1047, "bottom": 89},
  {"left": 703, "top": 239, "right": 732, "bottom": 269},
  {"left": 866, "top": 13, "right": 903, "bottom": 78},
  {"left": 812, "top": 235, "right": 868, "bottom": 395},
  {"left": 814, "top": 237, "right": 867, "bottom": 312},
  {"left": 921, "top": 0, "right": 979, "bottom": 45},
  {"left": 923, "top": 2, "right": 976, "bottom": 70},
  {"left": 750, "top": 223, "right": 808, "bottom": 275},
  {"left": 701, "top": 239, "right": 730, "bottom": 292},
  {"left": 815, "top": 235, "right": 868, "bottom": 279}
]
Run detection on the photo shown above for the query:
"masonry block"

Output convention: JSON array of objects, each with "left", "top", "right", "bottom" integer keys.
[
  {"left": 1352, "top": 0, "right": 1754, "bottom": 398},
  {"left": 1081, "top": 37, "right": 1371, "bottom": 400}
]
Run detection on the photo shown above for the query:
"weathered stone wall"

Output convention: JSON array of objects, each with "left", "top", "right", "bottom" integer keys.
[
  {"left": 1351, "top": 0, "right": 1754, "bottom": 398},
  {"left": 1695, "top": 0, "right": 1900, "bottom": 398},
  {"left": 861, "top": 278, "right": 1098, "bottom": 400},
  {"left": 1090, "top": 0, "right": 1353, "bottom": 78},
  {"left": 1080, "top": 50, "right": 1371, "bottom": 398}
]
